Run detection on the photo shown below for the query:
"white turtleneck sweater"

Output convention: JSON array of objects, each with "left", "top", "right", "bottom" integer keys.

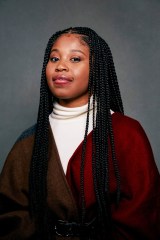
[
  {"left": 49, "top": 98, "right": 95, "bottom": 173},
  {"left": 49, "top": 98, "right": 113, "bottom": 174}
]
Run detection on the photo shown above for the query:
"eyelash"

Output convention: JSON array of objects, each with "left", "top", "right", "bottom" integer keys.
[
  {"left": 71, "top": 57, "right": 81, "bottom": 62},
  {"left": 50, "top": 57, "right": 59, "bottom": 62},
  {"left": 49, "top": 57, "right": 81, "bottom": 63}
]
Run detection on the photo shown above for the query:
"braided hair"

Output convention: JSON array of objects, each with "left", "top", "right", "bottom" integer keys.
[{"left": 29, "top": 27, "right": 124, "bottom": 239}]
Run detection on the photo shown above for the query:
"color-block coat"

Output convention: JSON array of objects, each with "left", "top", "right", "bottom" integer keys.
[{"left": 0, "top": 113, "right": 160, "bottom": 239}]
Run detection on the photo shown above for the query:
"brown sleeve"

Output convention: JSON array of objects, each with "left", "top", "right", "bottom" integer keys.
[{"left": 0, "top": 137, "right": 36, "bottom": 240}]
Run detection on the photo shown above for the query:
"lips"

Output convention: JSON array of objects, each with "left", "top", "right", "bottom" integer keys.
[{"left": 53, "top": 75, "right": 73, "bottom": 84}]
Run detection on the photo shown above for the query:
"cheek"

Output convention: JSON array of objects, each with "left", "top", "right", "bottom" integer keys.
[
  {"left": 45, "top": 65, "right": 54, "bottom": 91},
  {"left": 46, "top": 64, "right": 52, "bottom": 79},
  {"left": 75, "top": 64, "right": 89, "bottom": 81}
]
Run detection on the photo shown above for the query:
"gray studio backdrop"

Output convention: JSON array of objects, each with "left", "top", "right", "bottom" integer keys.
[{"left": 0, "top": 0, "right": 160, "bottom": 171}]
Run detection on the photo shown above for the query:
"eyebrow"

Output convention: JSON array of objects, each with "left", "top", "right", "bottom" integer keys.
[{"left": 50, "top": 49, "right": 87, "bottom": 56}]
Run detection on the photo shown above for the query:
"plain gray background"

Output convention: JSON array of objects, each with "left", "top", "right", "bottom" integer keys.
[{"left": 0, "top": 0, "right": 159, "bottom": 171}]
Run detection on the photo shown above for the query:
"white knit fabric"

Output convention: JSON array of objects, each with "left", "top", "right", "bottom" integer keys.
[
  {"left": 49, "top": 99, "right": 95, "bottom": 173},
  {"left": 49, "top": 98, "right": 114, "bottom": 174}
]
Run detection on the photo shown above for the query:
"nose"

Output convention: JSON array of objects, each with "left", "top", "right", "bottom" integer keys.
[{"left": 55, "top": 61, "right": 69, "bottom": 72}]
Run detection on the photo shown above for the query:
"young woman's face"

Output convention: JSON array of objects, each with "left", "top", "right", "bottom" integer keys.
[{"left": 46, "top": 34, "right": 90, "bottom": 107}]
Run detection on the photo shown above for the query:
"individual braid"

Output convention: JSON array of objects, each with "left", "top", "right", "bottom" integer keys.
[
  {"left": 98, "top": 38, "right": 122, "bottom": 205},
  {"left": 80, "top": 81, "right": 92, "bottom": 223},
  {"left": 98, "top": 37, "right": 121, "bottom": 203},
  {"left": 29, "top": 27, "right": 124, "bottom": 239},
  {"left": 91, "top": 32, "right": 112, "bottom": 234}
]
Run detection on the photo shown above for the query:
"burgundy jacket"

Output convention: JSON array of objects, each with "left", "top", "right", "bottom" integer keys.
[{"left": 0, "top": 112, "right": 160, "bottom": 239}]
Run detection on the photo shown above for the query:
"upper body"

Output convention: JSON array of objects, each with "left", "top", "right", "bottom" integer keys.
[{"left": 0, "top": 112, "right": 160, "bottom": 239}]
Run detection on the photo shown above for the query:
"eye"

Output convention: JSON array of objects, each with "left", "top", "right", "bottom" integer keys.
[
  {"left": 50, "top": 57, "right": 59, "bottom": 62},
  {"left": 70, "top": 57, "right": 81, "bottom": 62}
]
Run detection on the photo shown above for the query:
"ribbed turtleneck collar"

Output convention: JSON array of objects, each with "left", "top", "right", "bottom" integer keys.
[{"left": 51, "top": 97, "right": 94, "bottom": 120}]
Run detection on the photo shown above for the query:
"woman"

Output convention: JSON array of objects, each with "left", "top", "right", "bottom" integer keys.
[{"left": 0, "top": 27, "right": 159, "bottom": 240}]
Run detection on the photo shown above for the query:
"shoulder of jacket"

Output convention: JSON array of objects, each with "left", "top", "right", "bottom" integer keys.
[
  {"left": 16, "top": 124, "right": 37, "bottom": 143},
  {"left": 112, "top": 112, "right": 146, "bottom": 138}
]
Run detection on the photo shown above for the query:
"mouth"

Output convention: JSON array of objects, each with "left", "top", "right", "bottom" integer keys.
[{"left": 53, "top": 75, "right": 73, "bottom": 84}]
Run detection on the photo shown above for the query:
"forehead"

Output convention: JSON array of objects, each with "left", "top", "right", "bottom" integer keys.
[{"left": 52, "top": 34, "right": 89, "bottom": 50}]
